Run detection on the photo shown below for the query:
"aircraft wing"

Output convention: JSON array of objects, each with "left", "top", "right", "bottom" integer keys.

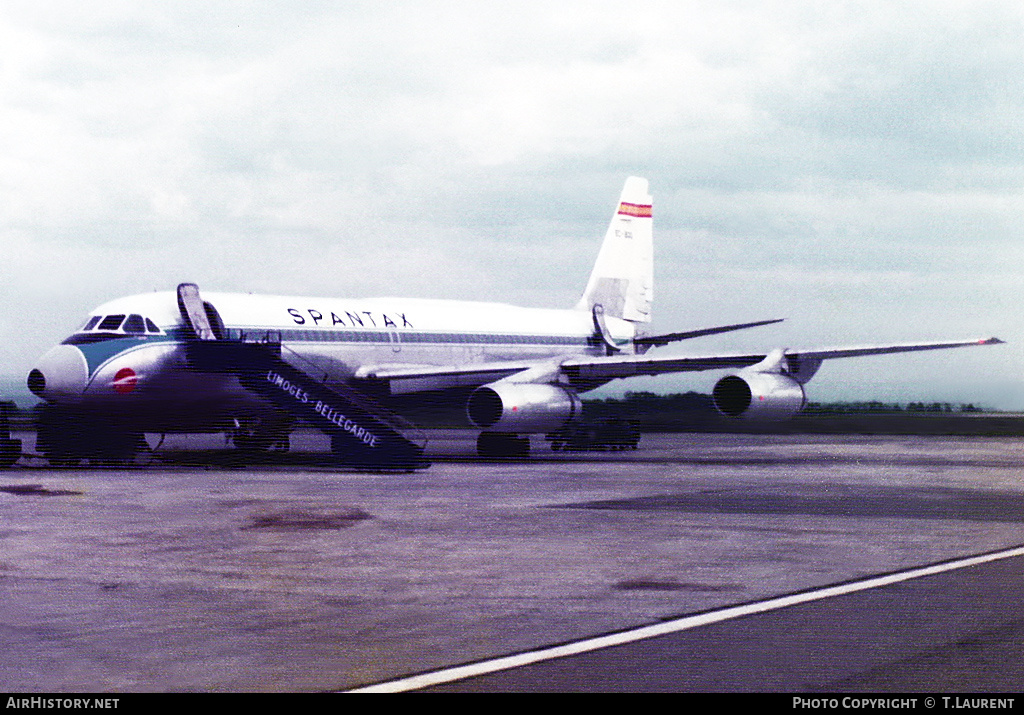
[
  {"left": 355, "top": 359, "right": 544, "bottom": 394},
  {"left": 561, "top": 337, "right": 1005, "bottom": 382},
  {"left": 779, "top": 338, "right": 1005, "bottom": 361},
  {"left": 357, "top": 337, "right": 1003, "bottom": 393}
]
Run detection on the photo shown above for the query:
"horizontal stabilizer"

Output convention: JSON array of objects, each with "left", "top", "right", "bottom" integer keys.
[{"left": 635, "top": 318, "right": 785, "bottom": 348}]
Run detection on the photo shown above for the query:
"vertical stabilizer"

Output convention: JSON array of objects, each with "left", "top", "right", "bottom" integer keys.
[{"left": 576, "top": 176, "right": 653, "bottom": 323}]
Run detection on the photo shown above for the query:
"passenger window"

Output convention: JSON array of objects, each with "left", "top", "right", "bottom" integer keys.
[
  {"left": 82, "top": 316, "right": 101, "bottom": 331},
  {"left": 123, "top": 314, "right": 146, "bottom": 334},
  {"left": 98, "top": 315, "right": 126, "bottom": 331}
]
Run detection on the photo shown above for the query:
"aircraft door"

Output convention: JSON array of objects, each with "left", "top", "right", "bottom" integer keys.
[{"left": 177, "top": 283, "right": 220, "bottom": 340}]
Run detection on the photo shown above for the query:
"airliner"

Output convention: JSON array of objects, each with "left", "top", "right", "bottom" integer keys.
[{"left": 23, "top": 177, "right": 1003, "bottom": 467}]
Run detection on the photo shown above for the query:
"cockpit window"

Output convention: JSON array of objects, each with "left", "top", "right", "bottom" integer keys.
[
  {"left": 98, "top": 314, "right": 126, "bottom": 331},
  {"left": 63, "top": 313, "right": 164, "bottom": 345},
  {"left": 122, "top": 314, "right": 146, "bottom": 334}
]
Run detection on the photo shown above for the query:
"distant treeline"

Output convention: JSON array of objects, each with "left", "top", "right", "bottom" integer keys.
[
  {"left": 583, "top": 392, "right": 1023, "bottom": 436},
  {"left": 585, "top": 391, "right": 990, "bottom": 416},
  {"left": 4, "top": 394, "right": 1021, "bottom": 436},
  {"left": 803, "top": 400, "right": 985, "bottom": 414}
]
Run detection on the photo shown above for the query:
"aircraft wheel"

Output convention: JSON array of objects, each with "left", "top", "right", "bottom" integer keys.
[{"left": 232, "top": 416, "right": 293, "bottom": 456}]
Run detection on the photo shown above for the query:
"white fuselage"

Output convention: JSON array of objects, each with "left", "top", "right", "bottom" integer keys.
[{"left": 30, "top": 290, "right": 635, "bottom": 431}]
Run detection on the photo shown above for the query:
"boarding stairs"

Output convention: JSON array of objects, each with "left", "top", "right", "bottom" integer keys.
[{"left": 177, "top": 283, "right": 429, "bottom": 469}]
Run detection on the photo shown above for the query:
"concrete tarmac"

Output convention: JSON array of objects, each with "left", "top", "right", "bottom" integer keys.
[
  {"left": 421, "top": 551, "right": 1024, "bottom": 692},
  {"left": 1, "top": 431, "right": 1023, "bottom": 692}
]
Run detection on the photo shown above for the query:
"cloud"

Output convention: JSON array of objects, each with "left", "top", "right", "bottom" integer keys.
[{"left": 1, "top": 1, "right": 1021, "bottom": 405}]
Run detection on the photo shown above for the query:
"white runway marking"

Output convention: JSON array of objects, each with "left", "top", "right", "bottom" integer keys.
[{"left": 348, "top": 544, "right": 1024, "bottom": 692}]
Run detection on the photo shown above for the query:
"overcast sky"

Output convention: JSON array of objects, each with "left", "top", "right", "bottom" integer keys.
[{"left": 2, "top": 1, "right": 1022, "bottom": 407}]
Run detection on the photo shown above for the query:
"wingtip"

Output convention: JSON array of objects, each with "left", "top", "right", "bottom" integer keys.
[{"left": 984, "top": 337, "right": 1006, "bottom": 345}]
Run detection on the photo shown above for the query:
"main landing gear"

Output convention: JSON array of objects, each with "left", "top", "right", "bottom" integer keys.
[
  {"left": 476, "top": 432, "right": 530, "bottom": 458},
  {"left": 230, "top": 415, "right": 293, "bottom": 457},
  {"left": 36, "top": 405, "right": 145, "bottom": 467}
]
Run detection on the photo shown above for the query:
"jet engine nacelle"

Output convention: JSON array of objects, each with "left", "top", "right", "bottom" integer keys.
[
  {"left": 467, "top": 382, "right": 583, "bottom": 433},
  {"left": 712, "top": 372, "right": 806, "bottom": 421}
]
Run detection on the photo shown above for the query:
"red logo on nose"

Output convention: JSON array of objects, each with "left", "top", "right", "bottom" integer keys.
[{"left": 113, "top": 367, "right": 138, "bottom": 394}]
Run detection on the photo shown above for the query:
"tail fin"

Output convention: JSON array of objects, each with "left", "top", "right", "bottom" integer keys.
[{"left": 576, "top": 176, "right": 653, "bottom": 323}]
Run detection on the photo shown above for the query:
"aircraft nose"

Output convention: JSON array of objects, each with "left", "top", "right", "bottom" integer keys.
[{"left": 28, "top": 345, "right": 89, "bottom": 402}]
